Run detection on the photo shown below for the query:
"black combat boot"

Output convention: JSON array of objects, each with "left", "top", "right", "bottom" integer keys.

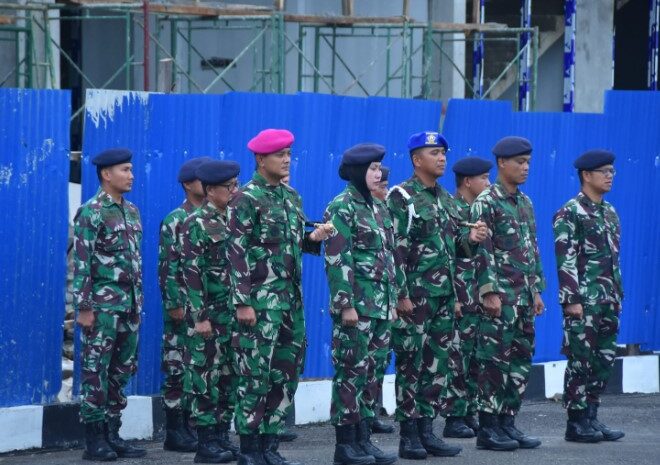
[
  {"left": 371, "top": 404, "right": 395, "bottom": 434},
  {"left": 195, "top": 425, "right": 233, "bottom": 463},
  {"left": 82, "top": 421, "right": 117, "bottom": 461},
  {"left": 238, "top": 433, "right": 267, "bottom": 465},
  {"left": 217, "top": 421, "right": 240, "bottom": 459},
  {"left": 356, "top": 419, "right": 397, "bottom": 464},
  {"left": 475, "top": 412, "right": 519, "bottom": 451},
  {"left": 499, "top": 414, "right": 541, "bottom": 449},
  {"left": 442, "top": 416, "right": 475, "bottom": 438},
  {"left": 104, "top": 417, "right": 147, "bottom": 458},
  {"left": 565, "top": 409, "right": 604, "bottom": 443},
  {"left": 586, "top": 403, "right": 625, "bottom": 441},
  {"left": 262, "top": 434, "right": 301, "bottom": 465},
  {"left": 397, "top": 419, "right": 427, "bottom": 460},
  {"left": 164, "top": 408, "right": 198, "bottom": 452},
  {"left": 464, "top": 414, "right": 480, "bottom": 434},
  {"left": 279, "top": 428, "right": 298, "bottom": 442},
  {"left": 417, "top": 417, "right": 461, "bottom": 457},
  {"left": 185, "top": 408, "right": 199, "bottom": 441},
  {"left": 334, "top": 424, "right": 376, "bottom": 465}
]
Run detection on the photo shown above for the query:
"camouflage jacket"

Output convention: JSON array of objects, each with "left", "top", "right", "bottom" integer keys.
[
  {"left": 181, "top": 200, "right": 232, "bottom": 323},
  {"left": 227, "top": 172, "right": 320, "bottom": 312},
  {"left": 552, "top": 192, "right": 623, "bottom": 306},
  {"left": 158, "top": 200, "right": 196, "bottom": 312},
  {"left": 72, "top": 188, "right": 142, "bottom": 313},
  {"left": 387, "top": 175, "right": 473, "bottom": 300},
  {"left": 470, "top": 180, "right": 545, "bottom": 306},
  {"left": 453, "top": 195, "right": 481, "bottom": 312},
  {"left": 323, "top": 185, "right": 401, "bottom": 319}
]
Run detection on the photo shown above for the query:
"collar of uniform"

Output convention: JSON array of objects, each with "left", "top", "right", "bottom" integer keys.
[
  {"left": 453, "top": 193, "right": 470, "bottom": 209},
  {"left": 492, "top": 179, "right": 519, "bottom": 201},
  {"left": 252, "top": 171, "right": 283, "bottom": 190},
  {"left": 577, "top": 191, "right": 606, "bottom": 214},
  {"left": 96, "top": 187, "right": 121, "bottom": 208},
  {"left": 346, "top": 183, "right": 369, "bottom": 205},
  {"left": 182, "top": 198, "right": 196, "bottom": 213},
  {"left": 410, "top": 174, "right": 440, "bottom": 197}
]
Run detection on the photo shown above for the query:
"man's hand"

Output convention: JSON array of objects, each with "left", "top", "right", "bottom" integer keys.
[
  {"left": 563, "top": 303, "right": 583, "bottom": 318},
  {"left": 396, "top": 297, "right": 413, "bottom": 317},
  {"left": 308, "top": 223, "right": 335, "bottom": 242},
  {"left": 454, "top": 301, "right": 463, "bottom": 319},
  {"left": 168, "top": 307, "right": 185, "bottom": 321},
  {"left": 76, "top": 309, "right": 95, "bottom": 330},
  {"left": 483, "top": 293, "right": 502, "bottom": 317},
  {"left": 341, "top": 307, "right": 359, "bottom": 327},
  {"left": 195, "top": 320, "right": 213, "bottom": 338},
  {"left": 533, "top": 293, "right": 545, "bottom": 316},
  {"left": 236, "top": 305, "right": 257, "bottom": 326},
  {"left": 468, "top": 221, "right": 488, "bottom": 243}
]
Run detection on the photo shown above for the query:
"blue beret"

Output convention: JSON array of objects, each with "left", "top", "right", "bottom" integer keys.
[
  {"left": 195, "top": 160, "right": 241, "bottom": 185},
  {"left": 341, "top": 143, "right": 386, "bottom": 166},
  {"left": 573, "top": 149, "right": 615, "bottom": 170},
  {"left": 178, "top": 156, "right": 213, "bottom": 183},
  {"left": 408, "top": 131, "right": 448, "bottom": 153},
  {"left": 91, "top": 148, "right": 132, "bottom": 167},
  {"left": 380, "top": 166, "right": 390, "bottom": 182},
  {"left": 452, "top": 157, "right": 493, "bottom": 176},
  {"left": 492, "top": 136, "right": 532, "bottom": 158}
]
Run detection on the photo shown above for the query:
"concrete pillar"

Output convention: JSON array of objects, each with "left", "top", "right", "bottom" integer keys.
[
  {"left": 574, "top": 0, "right": 614, "bottom": 113},
  {"left": 429, "top": 0, "right": 466, "bottom": 100}
]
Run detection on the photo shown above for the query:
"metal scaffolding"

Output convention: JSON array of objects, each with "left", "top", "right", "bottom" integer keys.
[{"left": 0, "top": 1, "right": 540, "bottom": 117}]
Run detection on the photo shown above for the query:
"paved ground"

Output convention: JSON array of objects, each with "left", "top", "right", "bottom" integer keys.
[{"left": 1, "top": 394, "right": 658, "bottom": 465}]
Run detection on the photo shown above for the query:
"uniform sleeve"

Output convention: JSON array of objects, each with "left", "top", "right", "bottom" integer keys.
[
  {"left": 182, "top": 218, "right": 209, "bottom": 322},
  {"left": 386, "top": 191, "right": 410, "bottom": 300},
  {"left": 471, "top": 197, "right": 500, "bottom": 300},
  {"left": 72, "top": 207, "right": 99, "bottom": 312},
  {"left": 158, "top": 215, "right": 185, "bottom": 310},
  {"left": 323, "top": 201, "right": 356, "bottom": 315},
  {"left": 227, "top": 192, "right": 256, "bottom": 308},
  {"left": 553, "top": 207, "right": 580, "bottom": 305}
]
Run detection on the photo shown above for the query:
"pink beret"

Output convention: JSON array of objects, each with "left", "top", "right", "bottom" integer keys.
[{"left": 247, "top": 129, "right": 294, "bottom": 155}]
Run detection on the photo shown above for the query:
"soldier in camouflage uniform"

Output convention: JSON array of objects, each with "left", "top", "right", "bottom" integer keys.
[
  {"left": 227, "top": 129, "right": 331, "bottom": 465},
  {"left": 387, "top": 132, "right": 487, "bottom": 460},
  {"left": 182, "top": 160, "right": 242, "bottom": 463},
  {"left": 470, "top": 136, "right": 545, "bottom": 451},
  {"left": 367, "top": 166, "right": 395, "bottom": 435},
  {"left": 323, "top": 145, "right": 399, "bottom": 465},
  {"left": 73, "top": 148, "right": 146, "bottom": 461},
  {"left": 553, "top": 149, "right": 624, "bottom": 443},
  {"left": 443, "top": 157, "right": 493, "bottom": 439},
  {"left": 158, "top": 156, "right": 211, "bottom": 453}
]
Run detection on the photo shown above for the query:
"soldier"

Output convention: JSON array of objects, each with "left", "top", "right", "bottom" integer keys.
[
  {"left": 553, "top": 150, "right": 624, "bottom": 443},
  {"left": 387, "top": 132, "right": 487, "bottom": 460},
  {"left": 158, "top": 156, "right": 211, "bottom": 453},
  {"left": 323, "top": 145, "right": 399, "bottom": 465},
  {"left": 367, "top": 165, "right": 395, "bottom": 435},
  {"left": 443, "top": 157, "right": 493, "bottom": 439},
  {"left": 470, "top": 136, "right": 545, "bottom": 451},
  {"left": 73, "top": 148, "right": 146, "bottom": 461},
  {"left": 181, "top": 159, "right": 242, "bottom": 463},
  {"left": 227, "top": 129, "right": 331, "bottom": 465}
]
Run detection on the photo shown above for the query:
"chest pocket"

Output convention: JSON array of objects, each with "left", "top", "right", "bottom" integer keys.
[
  {"left": 412, "top": 205, "right": 437, "bottom": 239},
  {"left": 258, "top": 210, "right": 287, "bottom": 244},
  {"left": 581, "top": 218, "right": 606, "bottom": 253},
  {"left": 98, "top": 223, "right": 128, "bottom": 252},
  {"left": 493, "top": 214, "right": 519, "bottom": 252},
  {"left": 354, "top": 225, "right": 383, "bottom": 251},
  {"left": 208, "top": 232, "right": 227, "bottom": 264}
]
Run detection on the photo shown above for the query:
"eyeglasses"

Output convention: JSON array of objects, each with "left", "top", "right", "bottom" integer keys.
[
  {"left": 590, "top": 168, "right": 616, "bottom": 177},
  {"left": 220, "top": 181, "right": 240, "bottom": 191}
]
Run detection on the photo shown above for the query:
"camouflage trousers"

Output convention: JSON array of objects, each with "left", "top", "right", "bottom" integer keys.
[
  {"left": 232, "top": 305, "right": 305, "bottom": 435},
  {"left": 183, "top": 309, "right": 236, "bottom": 427},
  {"left": 447, "top": 311, "right": 481, "bottom": 418},
  {"left": 331, "top": 315, "right": 390, "bottom": 425},
  {"left": 392, "top": 295, "right": 463, "bottom": 421},
  {"left": 80, "top": 310, "right": 139, "bottom": 423},
  {"left": 161, "top": 315, "right": 188, "bottom": 410},
  {"left": 562, "top": 303, "right": 620, "bottom": 411},
  {"left": 476, "top": 304, "right": 535, "bottom": 416}
]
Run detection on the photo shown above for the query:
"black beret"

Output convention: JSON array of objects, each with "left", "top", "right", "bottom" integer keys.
[
  {"left": 492, "top": 136, "right": 532, "bottom": 158},
  {"left": 341, "top": 143, "right": 386, "bottom": 166},
  {"left": 178, "top": 156, "right": 213, "bottom": 183},
  {"left": 380, "top": 166, "right": 390, "bottom": 182},
  {"left": 452, "top": 156, "right": 493, "bottom": 176},
  {"left": 573, "top": 149, "right": 615, "bottom": 170},
  {"left": 195, "top": 160, "right": 241, "bottom": 185},
  {"left": 91, "top": 148, "right": 132, "bottom": 167}
]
